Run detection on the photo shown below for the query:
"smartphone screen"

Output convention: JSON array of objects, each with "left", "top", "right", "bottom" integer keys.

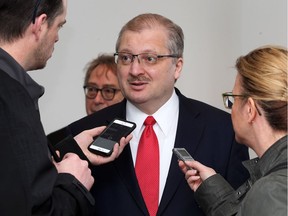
[
  {"left": 100, "top": 119, "right": 134, "bottom": 142},
  {"left": 88, "top": 118, "right": 136, "bottom": 156}
]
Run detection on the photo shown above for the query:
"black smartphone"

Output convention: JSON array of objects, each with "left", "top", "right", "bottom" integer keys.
[
  {"left": 172, "top": 148, "right": 194, "bottom": 169},
  {"left": 47, "top": 140, "right": 61, "bottom": 162},
  {"left": 88, "top": 118, "right": 136, "bottom": 156}
]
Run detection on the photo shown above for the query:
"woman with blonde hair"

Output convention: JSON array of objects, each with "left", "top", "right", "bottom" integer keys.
[{"left": 179, "top": 45, "right": 287, "bottom": 216}]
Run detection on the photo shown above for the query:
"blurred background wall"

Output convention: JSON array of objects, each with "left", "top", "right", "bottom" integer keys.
[{"left": 30, "top": 0, "right": 287, "bottom": 157}]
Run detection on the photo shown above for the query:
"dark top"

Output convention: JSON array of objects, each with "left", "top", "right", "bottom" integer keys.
[
  {"left": 0, "top": 48, "right": 94, "bottom": 215},
  {"left": 47, "top": 127, "right": 68, "bottom": 146}
]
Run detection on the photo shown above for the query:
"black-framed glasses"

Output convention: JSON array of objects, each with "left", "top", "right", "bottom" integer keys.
[
  {"left": 222, "top": 92, "right": 262, "bottom": 116},
  {"left": 114, "top": 52, "right": 178, "bottom": 67},
  {"left": 32, "top": 0, "right": 42, "bottom": 24},
  {"left": 83, "top": 85, "right": 121, "bottom": 101}
]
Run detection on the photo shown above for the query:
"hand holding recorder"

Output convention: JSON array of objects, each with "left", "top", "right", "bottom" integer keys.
[{"left": 175, "top": 149, "right": 217, "bottom": 191}]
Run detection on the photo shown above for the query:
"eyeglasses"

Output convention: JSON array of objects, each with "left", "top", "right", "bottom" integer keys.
[
  {"left": 32, "top": 0, "right": 42, "bottom": 24},
  {"left": 83, "top": 85, "right": 120, "bottom": 101},
  {"left": 222, "top": 92, "right": 246, "bottom": 109},
  {"left": 114, "top": 52, "right": 178, "bottom": 67},
  {"left": 222, "top": 92, "right": 262, "bottom": 116}
]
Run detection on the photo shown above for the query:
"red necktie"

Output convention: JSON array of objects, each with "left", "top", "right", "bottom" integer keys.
[{"left": 135, "top": 116, "right": 159, "bottom": 216}]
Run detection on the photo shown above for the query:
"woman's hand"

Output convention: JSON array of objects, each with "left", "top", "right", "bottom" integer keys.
[{"left": 178, "top": 160, "right": 216, "bottom": 191}]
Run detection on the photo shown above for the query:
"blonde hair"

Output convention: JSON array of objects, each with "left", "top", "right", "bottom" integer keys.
[{"left": 236, "top": 45, "right": 287, "bottom": 131}]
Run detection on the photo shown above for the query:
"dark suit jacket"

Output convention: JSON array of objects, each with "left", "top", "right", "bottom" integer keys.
[{"left": 57, "top": 88, "right": 249, "bottom": 216}]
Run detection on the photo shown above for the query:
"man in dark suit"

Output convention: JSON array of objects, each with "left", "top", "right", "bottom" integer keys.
[{"left": 56, "top": 13, "right": 249, "bottom": 216}]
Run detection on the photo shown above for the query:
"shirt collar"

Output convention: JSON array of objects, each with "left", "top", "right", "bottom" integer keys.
[
  {"left": 243, "top": 135, "right": 287, "bottom": 181},
  {"left": 258, "top": 135, "right": 287, "bottom": 174},
  {"left": 126, "top": 89, "right": 179, "bottom": 136},
  {"left": 0, "top": 48, "right": 45, "bottom": 110}
]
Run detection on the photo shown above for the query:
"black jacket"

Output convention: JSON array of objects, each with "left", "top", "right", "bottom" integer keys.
[{"left": 0, "top": 48, "right": 94, "bottom": 215}]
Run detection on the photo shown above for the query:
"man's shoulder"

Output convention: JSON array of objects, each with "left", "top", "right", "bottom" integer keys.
[
  {"left": 177, "top": 89, "right": 230, "bottom": 119},
  {"left": 68, "top": 100, "right": 126, "bottom": 136}
]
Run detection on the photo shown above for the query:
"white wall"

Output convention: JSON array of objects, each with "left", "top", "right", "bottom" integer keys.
[{"left": 29, "top": 0, "right": 287, "bottom": 145}]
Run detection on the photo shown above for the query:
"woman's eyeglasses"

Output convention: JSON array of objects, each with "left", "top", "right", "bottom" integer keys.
[
  {"left": 222, "top": 92, "right": 246, "bottom": 109},
  {"left": 222, "top": 92, "right": 262, "bottom": 115}
]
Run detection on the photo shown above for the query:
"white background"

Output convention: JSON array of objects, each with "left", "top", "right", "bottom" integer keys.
[{"left": 29, "top": 0, "right": 287, "bottom": 157}]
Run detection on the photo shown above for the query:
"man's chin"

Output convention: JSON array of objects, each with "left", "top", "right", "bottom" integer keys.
[{"left": 28, "top": 63, "right": 47, "bottom": 71}]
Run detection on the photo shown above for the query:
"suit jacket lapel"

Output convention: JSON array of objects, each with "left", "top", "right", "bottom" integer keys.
[
  {"left": 112, "top": 102, "right": 149, "bottom": 215},
  {"left": 158, "top": 88, "right": 205, "bottom": 215},
  {"left": 115, "top": 144, "right": 149, "bottom": 215}
]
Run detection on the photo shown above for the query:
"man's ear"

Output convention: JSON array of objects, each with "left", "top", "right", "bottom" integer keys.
[
  {"left": 31, "top": 14, "right": 47, "bottom": 40},
  {"left": 247, "top": 97, "right": 258, "bottom": 123},
  {"left": 174, "top": 57, "right": 183, "bottom": 80}
]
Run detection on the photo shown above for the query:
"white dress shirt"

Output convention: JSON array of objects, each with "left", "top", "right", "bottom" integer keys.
[{"left": 126, "top": 90, "right": 179, "bottom": 203}]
